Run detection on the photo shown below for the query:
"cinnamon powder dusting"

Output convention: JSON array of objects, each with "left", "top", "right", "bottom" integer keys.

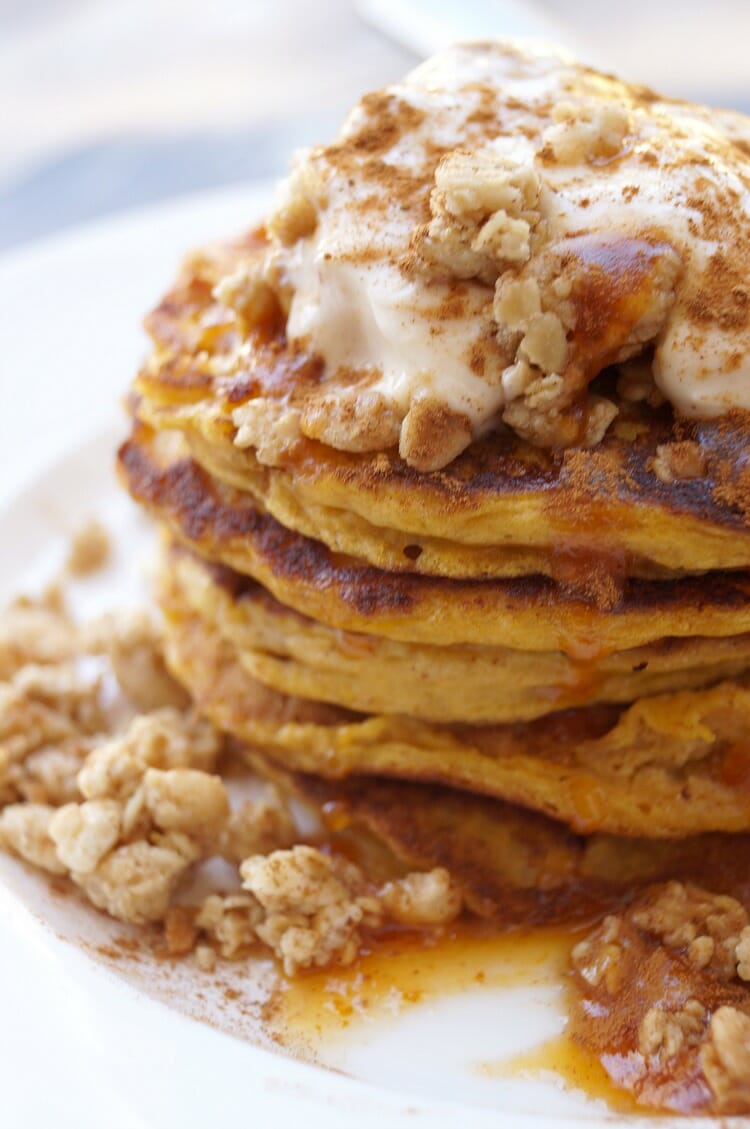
[{"left": 687, "top": 251, "right": 750, "bottom": 331}]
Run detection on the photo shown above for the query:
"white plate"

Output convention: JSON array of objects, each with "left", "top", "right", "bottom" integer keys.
[{"left": 0, "top": 187, "right": 730, "bottom": 1129}]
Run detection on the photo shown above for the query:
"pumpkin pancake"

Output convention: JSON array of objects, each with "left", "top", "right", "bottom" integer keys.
[
  {"left": 119, "top": 425, "right": 750, "bottom": 656},
  {"left": 167, "top": 544, "right": 750, "bottom": 724},
  {"left": 157, "top": 566, "right": 750, "bottom": 838}
]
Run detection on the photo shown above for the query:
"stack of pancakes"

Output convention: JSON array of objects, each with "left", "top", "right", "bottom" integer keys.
[
  {"left": 119, "top": 46, "right": 750, "bottom": 920},
  {"left": 119, "top": 232, "right": 750, "bottom": 911}
]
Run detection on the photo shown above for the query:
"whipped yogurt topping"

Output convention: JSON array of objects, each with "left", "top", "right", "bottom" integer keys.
[{"left": 228, "top": 42, "right": 750, "bottom": 469}]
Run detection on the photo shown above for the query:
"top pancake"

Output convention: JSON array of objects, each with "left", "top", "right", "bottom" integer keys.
[{"left": 132, "top": 236, "right": 750, "bottom": 585}]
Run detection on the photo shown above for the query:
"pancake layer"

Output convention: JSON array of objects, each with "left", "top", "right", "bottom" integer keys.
[
  {"left": 169, "top": 546, "right": 750, "bottom": 724},
  {"left": 120, "top": 428, "right": 750, "bottom": 657},
  {"left": 158, "top": 563, "right": 750, "bottom": 838}
]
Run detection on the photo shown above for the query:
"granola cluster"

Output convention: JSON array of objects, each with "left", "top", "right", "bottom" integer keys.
[
  {"left": 215, "top": 42, "right": 738, "bottom": 472},
  {"left": 631, "top": 881, "right": 750, "bottom": 981},
  {"left": 571, "top": 882, "right": 750, "bottom": 1115},
  {"left": 540, "top": 100, "right": 631, "bottom": 165},
  {"left": 178, "top": 847, "right": 461, "bottom": 976},
  {"left": 224, "top": 117, "right": 684, "bottom": 469},
  {"left": 0, "top": 586, "right": 78, "bottom": 680},
  {"left": 415, "top": 148, "right": 543, "bottom": 286},
  {"left": 701, "top": 1006, "right": 750, "bottom": 1113},
  {"left": 66, "top": 519, "right": 111, "bottom": 577},
  {"left": 0, "top": 583, "right": 462, "bottom": 972}
]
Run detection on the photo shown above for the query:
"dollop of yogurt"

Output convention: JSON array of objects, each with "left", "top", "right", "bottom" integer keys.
[{"left": 241, "top": 42, "right": 750, "bottom": 465}]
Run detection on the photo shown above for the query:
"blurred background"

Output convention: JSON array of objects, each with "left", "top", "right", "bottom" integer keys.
[{"left": 5, "top": 0, "right": 750, "bottom": 253}]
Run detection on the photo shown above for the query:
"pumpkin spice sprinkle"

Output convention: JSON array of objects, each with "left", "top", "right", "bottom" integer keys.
[{"left": 206, "top": 41, "right": 750, "bottom": 470}]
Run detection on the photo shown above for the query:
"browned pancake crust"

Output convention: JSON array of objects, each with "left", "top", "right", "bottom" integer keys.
[
  {"left": 120, "top": 426, "right": 750, "bottom": 654},
  {"left": 166, "top": 542, "right": 750, "bottom": 723}
]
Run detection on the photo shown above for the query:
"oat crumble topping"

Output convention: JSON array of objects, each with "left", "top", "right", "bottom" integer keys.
[
  {"left": 0, "top": 587, "right": 77, "bottom": 681},
  {"left": 212, "top": 42, "right": 750, "bottom": 470},
  {"left": 66, "top": 520, "right": 111, "bottom": 577},
  {"left": 571, "top": 882, "right": 750, "bottom": 1114},
  {"left": 650, "top": 440, "right": 707, "bottom": 484},
  {"left": 638, "top": 998, "right": 706, "bottom": 1059},
  {"left": 0, "top": 586, "right": 463, "bottom": 969},
  {"left": 630, "top": 881, "right": 750, "bottom": 981},
  {"left": 701, "top": 1006, "right": 750, "bottom": 1113}
]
